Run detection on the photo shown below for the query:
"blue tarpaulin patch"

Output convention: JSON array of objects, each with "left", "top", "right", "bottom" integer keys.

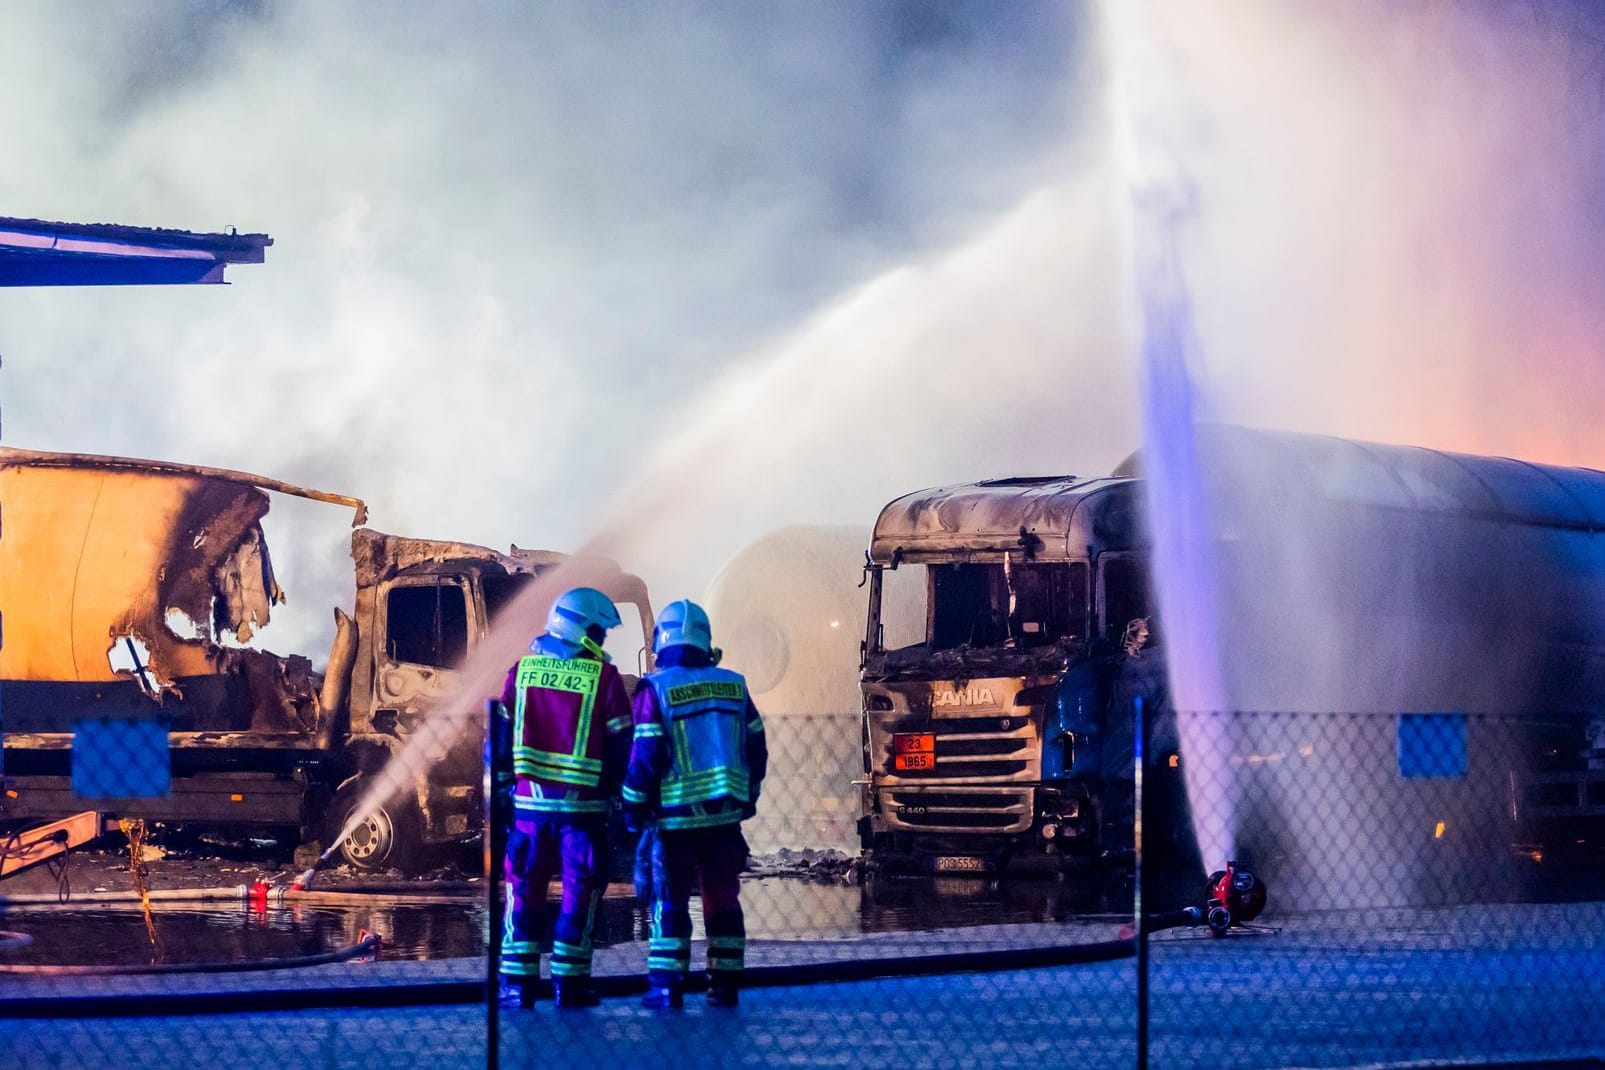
[
  {"left": 72, "top": 717, "right": 171, "bottom": 799},
  {"left": 1397, "top": 713, "right": 1467, "bottom": 779}
]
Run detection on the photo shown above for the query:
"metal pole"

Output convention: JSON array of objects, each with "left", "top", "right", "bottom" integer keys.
[
  {"left": 1133, "top": 696, "right": 1148, "bottom": 1070},
  {"left": 485, "top": 699, "right": 502, "bottom": 1070}
]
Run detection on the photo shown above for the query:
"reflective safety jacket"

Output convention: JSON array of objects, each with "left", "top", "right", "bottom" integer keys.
[
  {"left": 622, "top": 661, "right": 767, "bottom": 831},
  {"left": 497, "top": 640, "right": 633, "bottom": 818}
]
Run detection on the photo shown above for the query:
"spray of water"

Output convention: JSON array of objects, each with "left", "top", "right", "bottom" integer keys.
[
  {"left": 1101, "top": 0, "right": 1605, "bottom": 907},
  {"left": 323, "top": 175, "right": 1140, "bottom": 867},
  {"left": 1102, "top": 0, "right": 1236, "bottom": 868}
]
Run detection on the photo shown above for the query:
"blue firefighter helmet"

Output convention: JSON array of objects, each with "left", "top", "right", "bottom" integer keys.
[
  {"left": 652, "top": 599, "right": 713, "bottom": 656},
  {"left": 546, "top": 587, "right": 622, "bottom": 657}
]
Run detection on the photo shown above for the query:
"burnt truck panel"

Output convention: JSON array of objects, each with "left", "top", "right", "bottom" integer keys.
[
  {"left": 0, "top": 448, "right": 653, "bottom": 871},
  {"left": 0, "top": 453, "right": 352, "bottom": 744},
  {"left": 860, "top": 429, "right": 1605, "bottom": 890}
]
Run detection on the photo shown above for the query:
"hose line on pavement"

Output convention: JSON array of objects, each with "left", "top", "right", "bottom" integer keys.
[{"left": 0, "top": 934, "right": 1130, "bottom": 1019}]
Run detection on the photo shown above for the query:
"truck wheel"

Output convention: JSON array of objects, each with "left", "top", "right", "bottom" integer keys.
[{"left": 326, "top": 779, "right": 422, "bottom": 875}]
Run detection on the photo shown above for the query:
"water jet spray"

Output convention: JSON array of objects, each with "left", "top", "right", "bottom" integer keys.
[{"left": 1104, "top": 0, "right": 1237, "bottom": 869}]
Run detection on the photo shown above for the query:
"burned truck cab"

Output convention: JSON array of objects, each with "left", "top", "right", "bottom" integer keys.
[
  {"left": 0, "top": 448, "right": 655, "bottom": 874},
  {"left": 330, "top": 531, "right": 655, "bottom": 871},
  {"left": 859, "top": 475, "right": 1155, "bottom": 874}
]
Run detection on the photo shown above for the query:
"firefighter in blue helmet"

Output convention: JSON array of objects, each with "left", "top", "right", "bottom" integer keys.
[
  {"left": 622, "top": 599, "right": 767, "bottom": 1009},
  {"left": 494, "top": 586, "right": 633, "bottom": 1009}
]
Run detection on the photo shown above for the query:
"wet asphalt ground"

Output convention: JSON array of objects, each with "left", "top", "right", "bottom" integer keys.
[
  {"left": 2, "top": 841, "right": 1603, "bottom": 1069},
  {"left": 1, "top": 903, "right": 1603, "bottom": 1070}
]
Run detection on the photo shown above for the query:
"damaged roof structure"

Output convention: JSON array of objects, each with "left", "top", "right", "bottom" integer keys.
[{"left": 0, "top": 215, "right": 270, "bottom": 286}]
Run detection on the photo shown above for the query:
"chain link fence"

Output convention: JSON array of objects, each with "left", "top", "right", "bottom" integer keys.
[{"left": 0, "top": 708, "right": 1601, "bottom": 1069}]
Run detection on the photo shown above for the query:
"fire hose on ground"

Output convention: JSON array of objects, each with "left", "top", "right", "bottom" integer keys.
[{"left": 0, "top": 932, "right": 382, "bottom": 977}]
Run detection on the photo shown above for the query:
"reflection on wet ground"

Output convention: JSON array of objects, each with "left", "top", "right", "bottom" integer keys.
[
  {"left": 0, "top": 876, "right": 1091, "bottom": 968},
  {"left": 5, "top": 864, "right": 1605, "bottom": 970},
  {"left": 0, "top": 903, "right": 486, "bottom": 967}
]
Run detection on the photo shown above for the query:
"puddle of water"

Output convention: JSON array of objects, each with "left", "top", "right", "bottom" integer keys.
[
  {"left": 0, "top": 903, "right": 488, "bottom": 967},
  {"left": 0, "top": 877, "right": 1091, "bottom": 968}
]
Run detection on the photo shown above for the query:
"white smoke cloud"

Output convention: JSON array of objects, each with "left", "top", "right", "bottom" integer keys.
[
  {"left": 1136, "top": 0, "right": 1605, "bottom": 464},
  {"left": 0, "top": 2, "right": 1094, "bottom": 655}
]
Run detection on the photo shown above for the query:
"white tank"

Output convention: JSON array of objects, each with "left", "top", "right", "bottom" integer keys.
[{"left": 704, "top": 526, "right": 905, "bottom": 853}]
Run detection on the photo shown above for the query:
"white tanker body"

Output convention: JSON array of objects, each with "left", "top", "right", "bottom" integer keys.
[{"left": 859, "top": 427, "right": 1605, "bottom": 907}]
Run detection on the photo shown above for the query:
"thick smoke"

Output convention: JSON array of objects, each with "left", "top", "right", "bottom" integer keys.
[{"left": 0, "top": 2, "right": 1110, "bottom": 656}]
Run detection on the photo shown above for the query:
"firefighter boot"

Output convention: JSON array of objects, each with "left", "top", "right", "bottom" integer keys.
[
  {"left": 641, "top": 984, "right": 684, "bottom": 1010},
  {"left": 498, "top": 978, "right": 539, "bottom": 1009},
  {"left": 553, "top": 979, "right": 600, "bottom": 1009},
  {"left": 706, "top": 974, "right": 739, "bottom": 1007}
]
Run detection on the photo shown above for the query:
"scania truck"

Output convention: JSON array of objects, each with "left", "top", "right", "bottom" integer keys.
[{"left": 857, "top": 428, "right": 1605, "bottom": 897}]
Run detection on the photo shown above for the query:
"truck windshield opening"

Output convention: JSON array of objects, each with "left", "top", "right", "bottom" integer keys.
[
  {"left": 386, "top": 583, "right": 469, "bottom": 668},
  {"left": 876, "top": 561, "right": 1087, "bottom": 654}
]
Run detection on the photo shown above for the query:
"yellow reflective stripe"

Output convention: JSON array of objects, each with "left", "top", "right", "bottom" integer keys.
[
  {"left": 661, "top": 772, "right": 748, "bottom": 802},
  {"left": 661, "top": 784, "right": 748, "bottom": 805},
  {"left": 511, "top": 746, "right": 602, "bottom": 772},
  {"left": 621, "top": 784, "right": 649, "bottom": 804},
  {"left": 746, "top": 718, "right": 764, "bottom": 734},
  {"left": 606, "top": 715, "right": 632, "bottom": 733},
  {"left": 634, "top": 723, "right": 665, "bottom": 738},
  {"left": 513, "top": 795, "right": 609, "bottom": 814},
  {"left": 707, "top": 936, "right": 746, "bottom": 950},
  {"left": 673, "top": 719, "right": 694, "bottom": 779},
  {"left": 659, "top": 810, "right": 744, "bottom": 830},
  {"left": 668, "top": 767, "right": 747, "bottom": 785},
  {"left": 513, "top": 763, "right": 601, "bottom": 788}
]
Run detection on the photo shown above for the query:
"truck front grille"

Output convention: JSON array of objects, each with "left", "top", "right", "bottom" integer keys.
[{"left": 881, "top": 787, "right": 1033, "bottom": 834}]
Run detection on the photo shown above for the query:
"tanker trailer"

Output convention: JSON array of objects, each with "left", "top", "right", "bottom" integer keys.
[
  {"left": 859, "top": 427, "right": 1605, "bottom": 907},
  {"left": 704, "top": 525, "right": 920, "bottom": 855},
  {"left": 1173, "top": 427, "right": 1605, "bottom": 908}
]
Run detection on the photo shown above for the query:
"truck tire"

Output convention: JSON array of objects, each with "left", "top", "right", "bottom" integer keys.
[{"left": 325, "top": 778, "right": 422, "bottom": 875}]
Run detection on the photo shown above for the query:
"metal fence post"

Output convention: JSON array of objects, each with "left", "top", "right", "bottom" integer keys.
[
  {"left": 1134, "top": 696, "right": 1148, "bottom": 1070},
  {"left": 486, "top": 698, "right": 502, "bottom": 1070}
]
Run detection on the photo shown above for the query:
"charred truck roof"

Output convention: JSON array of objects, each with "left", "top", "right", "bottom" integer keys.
[
  {"left": 351, "top": 529, "right": 650, "bottom": 606},
  {"left": 871, "top": 427, "right": 1605, "bottom": 570},
  {"left": 870, "top": 475, "right": 1146, "bottom": 565}
]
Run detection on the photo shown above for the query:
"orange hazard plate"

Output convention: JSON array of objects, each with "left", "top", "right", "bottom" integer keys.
[{"left": 893, "top": 733, "right": 935, "bottom": 771}]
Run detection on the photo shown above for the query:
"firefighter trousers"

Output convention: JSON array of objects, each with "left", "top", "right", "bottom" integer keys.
[
  {"left": 646, "top": 822, "right": 748, "bottom": 990},
  {"left": 502, "top": 814, "right": 606, "bottom": 982}
]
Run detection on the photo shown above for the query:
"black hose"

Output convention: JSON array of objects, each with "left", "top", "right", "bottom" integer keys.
[
  {"left": 0, "top": 935, "right": 1131, "bottom": 1019},
  {"left": 0, "top": 933, "right": 381, "bottom": 979}
]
